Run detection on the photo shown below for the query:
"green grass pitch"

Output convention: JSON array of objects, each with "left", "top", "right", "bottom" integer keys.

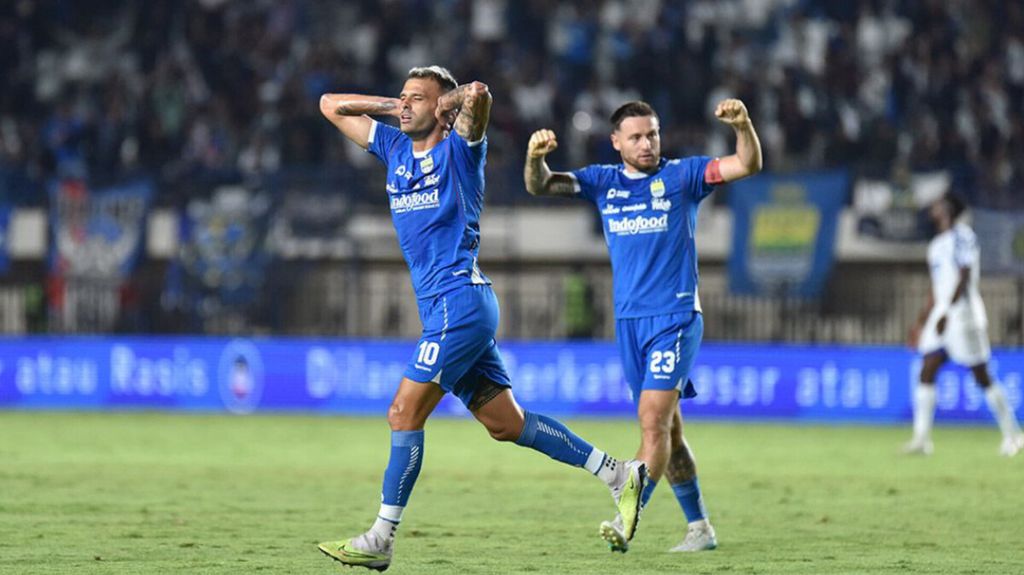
[{"left": 1, "top": 412, "right": 1020, "bottom": 574}]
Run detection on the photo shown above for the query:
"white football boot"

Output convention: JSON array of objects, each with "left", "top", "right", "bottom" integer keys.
[{"left": 669, "top": 520, "right": 718, "bottom": 552}]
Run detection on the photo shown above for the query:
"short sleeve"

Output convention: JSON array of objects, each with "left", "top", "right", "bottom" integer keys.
[
  {"left": 679, "top": 156, "right": 715, "bottom": 202},
  {"left": 448, "top": 131, "right": 487, "bottom": 167},
  {"left": 366, "top": 120, "right": 405, "bottom": 165},
  {"left": 569, "top": 165, "right": 607, "bottom": 203},
  {"left": 953, "top": 228, "right": 978, "bottom": 268}
]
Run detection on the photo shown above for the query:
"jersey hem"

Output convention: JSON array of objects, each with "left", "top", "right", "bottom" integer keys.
[
  {"left": 614, "top": 303, "right": 702, "bottom": 320},
  {"left": 414, "top": 278, "right": 494, "bottom": 302}
]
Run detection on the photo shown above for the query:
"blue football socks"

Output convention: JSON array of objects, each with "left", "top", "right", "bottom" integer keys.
[
  {"left": 671, "top": 477, "right": 708, "bottom": 523},
  {"left": 515, "top": 411, "right": 593, "bottom": 467}
]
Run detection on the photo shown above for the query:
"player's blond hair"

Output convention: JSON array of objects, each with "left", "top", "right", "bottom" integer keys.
[{"left": 407, "top": 66, "right": 458, "bottom": 93}]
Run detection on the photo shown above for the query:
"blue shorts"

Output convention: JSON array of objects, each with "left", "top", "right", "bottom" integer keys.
[
  {"left": 616, "top": 311, "right": 703, "bottom": 402},
  {"left": 403, "top": 284, "right": 512, "bottom": 408}
]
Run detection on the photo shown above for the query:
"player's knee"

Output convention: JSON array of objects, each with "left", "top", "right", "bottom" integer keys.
[
  {"left": 485, "top": 423, "right": 520, "bottom": 443},
  {"left": 639, "top": 411, "right": 672, "bottom": 442},
  {"left": 387, "top": 401, "right": 420, "bottom": 431}
]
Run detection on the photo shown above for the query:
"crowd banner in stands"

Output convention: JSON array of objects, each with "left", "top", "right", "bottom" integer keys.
[
  {"left": 1, "top": 337, "right": 1021, "bottom": 423},
  {"left": 46, "top": 179, "right": 154, "bottom": 331},
  {"left": 728, "top": 171, "right": 848, "bottom": 297},
  {"left": 164, "top": 187, "right": 272, "bottom": 327},
  {"left": 974, "top": 209, "right": 1024, "bottom": 277}
]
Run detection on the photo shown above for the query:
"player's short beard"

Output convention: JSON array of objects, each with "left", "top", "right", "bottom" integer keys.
[{"left": 627, "top": 152, "right": 659, "bottom": 173}]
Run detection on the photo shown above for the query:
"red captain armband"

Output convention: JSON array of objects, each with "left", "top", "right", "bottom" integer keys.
[{"left": 704, "top": 158, "right": 724, "bottom": 185}]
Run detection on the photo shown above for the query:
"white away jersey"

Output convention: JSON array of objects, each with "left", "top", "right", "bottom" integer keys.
[{"left": 927, "top": 222, "right": 987, "bottom": 327}]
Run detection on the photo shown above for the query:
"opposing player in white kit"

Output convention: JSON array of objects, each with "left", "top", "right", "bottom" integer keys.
[{"left": 905, "top": 194, "right": 1024, "bottom": 456}]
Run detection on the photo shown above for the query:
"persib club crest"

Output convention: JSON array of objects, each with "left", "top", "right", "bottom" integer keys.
[
  {"left": 650, "top": 178, "right": 666, "bottom": 198},
  {"left": 420, "top": 155, "right": 434, "bottom": 174}
]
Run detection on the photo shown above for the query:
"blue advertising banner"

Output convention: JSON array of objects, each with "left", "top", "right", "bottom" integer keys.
[
  {"left": 1, "top": 337, "right": 1021, "bottom": 424},
  {"left": 729, "top": 171, "right": 848, "bottom": 297}
]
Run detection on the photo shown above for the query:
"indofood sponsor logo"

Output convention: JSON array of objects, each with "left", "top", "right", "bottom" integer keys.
[
  {"left": 608, "top": 213, "right": 668, "bottom": 235},
  {"left": 218, "top": 340, "right": 264, "bottom": 414},
  {"left": 390, "top": 189, "right": 440, "bottom": 214}
]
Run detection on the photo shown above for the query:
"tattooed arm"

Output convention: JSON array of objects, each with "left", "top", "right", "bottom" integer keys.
[
  {"left": 318, "top": 93, "right": 402, "bottom": 149},
  {"left": 436, "top": 81, "right": 492, "bottom": 143},
  {"left": 523, "top": 129, "right": 578, "bottom": 197}
]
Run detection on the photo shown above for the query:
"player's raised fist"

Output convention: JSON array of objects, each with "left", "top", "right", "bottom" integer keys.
[
  {"left": 527, "top": 129, "right": 558, "bottom": 158},
  {"left": 714, "top": 99, "right": 750, "bottom": 126}
]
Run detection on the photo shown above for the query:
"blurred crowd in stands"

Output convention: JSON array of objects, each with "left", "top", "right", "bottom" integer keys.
[{"left": 1, "top": 0, "right": 1023, "bottom": 208}]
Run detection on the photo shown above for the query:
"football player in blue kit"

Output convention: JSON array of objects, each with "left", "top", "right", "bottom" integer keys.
[
  {"left": 316, "top": 66, "right": 647, "bottom": 571},
  {"left": 524, "top": 99, "right": 762, "bottom": 553}
]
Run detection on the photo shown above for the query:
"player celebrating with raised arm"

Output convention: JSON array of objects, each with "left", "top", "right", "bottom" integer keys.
[
  {"left": 316, "top": 66, "right": 647, "bottom": 571},
  {"left": 524, "top": 99, "right": 762, "bottom": 553},
  {"left": 904, "top": 194, "right": 1024, "bottom": 457}
]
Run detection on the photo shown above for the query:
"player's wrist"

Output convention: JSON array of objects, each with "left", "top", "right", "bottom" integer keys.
[{"left": 731, "top": 118, "right": 753, "bottom": 130}]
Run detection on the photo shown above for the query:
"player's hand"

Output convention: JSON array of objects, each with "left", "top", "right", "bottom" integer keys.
[
  {"left": 384, "top": 97, "right": 404, "bottom": 118},
  {"left": 936, "top": 315, "right": 947, "bottom": 335},
  {"left": 527, "top": 129, "right": 558, "bottom": 158},
  {"left": 435, "top": 102, "right": 456, "bottom": 126},
  {"left": 715, "top": 99, "right": 750, "bottom": 127}
]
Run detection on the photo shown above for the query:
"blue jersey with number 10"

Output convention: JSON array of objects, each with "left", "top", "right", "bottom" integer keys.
[
  {"left": 571, "top": 157, "right": 714, "bottom": 319},
  {"left": 367, "top": 120, "right": 491, "bottom": 299}
]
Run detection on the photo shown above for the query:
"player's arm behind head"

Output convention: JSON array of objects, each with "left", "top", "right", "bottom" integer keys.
[
  {"left": 318, "top": 93, "right": 400, "bottom": 149},
  {"left": 447, "top": 81, "right": 493, "bottom": 144}
]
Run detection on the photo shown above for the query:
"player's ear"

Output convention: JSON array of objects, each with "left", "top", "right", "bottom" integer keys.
[{"left": 610, "top": 131, "right": 621, "bottom": 151}]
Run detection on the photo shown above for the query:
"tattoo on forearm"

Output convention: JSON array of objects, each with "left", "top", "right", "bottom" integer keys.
[
  {"left": 548, "top": 180, "right": 575, "bottom": 196},
  {"left": 524, "top": 159, "right": 575, "bottom": 197},
  {"left": 447, "top": 82, "right": 491, "bottom": 141},
  {"left": 524, "top": 158, "right": 548, "bottom": 195},
  {"left": 337, "top": 100, "right": 396, "bottom": 116},
  {"left": 438, "top": 85, "right": 469, "bottom": 112},
  {"left": 454, "top": 95, "right": 477, "bottom": 137}
]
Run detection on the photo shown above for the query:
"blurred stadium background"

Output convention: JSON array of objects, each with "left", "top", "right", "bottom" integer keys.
[
  {"left": 2, "top": 1, "right": 1024, "bottom": 572},
  {"left": 1, "top": 0, "right": 1023, "bottom": 342}
]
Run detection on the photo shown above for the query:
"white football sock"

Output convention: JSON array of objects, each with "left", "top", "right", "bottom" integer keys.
[
  {"left": 587, "top": 450, "right": 621, "bottom": 487},
  {"left": 985, "top": 385, "right": 1022, "bottom": 439},
  {"left": 371, "top": 504, "right": 403, "bottom": 541},
  {"left": 913, "top": 383, "right": 937, "bottom": 442}
]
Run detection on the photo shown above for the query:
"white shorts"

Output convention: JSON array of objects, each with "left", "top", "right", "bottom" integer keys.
[{"left": 917, "top": 309, "right": 991, "bottom": 367}]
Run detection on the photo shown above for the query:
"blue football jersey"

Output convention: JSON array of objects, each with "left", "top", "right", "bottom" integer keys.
[
  {"left": 367, "top": 120, "right": 490, "bottom": 299},
  {"left": 571, "top": 157, "right": 714, "bottom": 318}
]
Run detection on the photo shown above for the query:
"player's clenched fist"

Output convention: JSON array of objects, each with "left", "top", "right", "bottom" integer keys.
[
  {"left": 527, "top": 129, "right": 558, "bottom": 158},
  {"left": 714, "top": 99, "right": 750, "bottom": 126}
]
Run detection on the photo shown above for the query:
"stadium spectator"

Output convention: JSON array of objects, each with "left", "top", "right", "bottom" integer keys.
[{"left": 0, "top": 0, "right": 1022, "bottom": 208}]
